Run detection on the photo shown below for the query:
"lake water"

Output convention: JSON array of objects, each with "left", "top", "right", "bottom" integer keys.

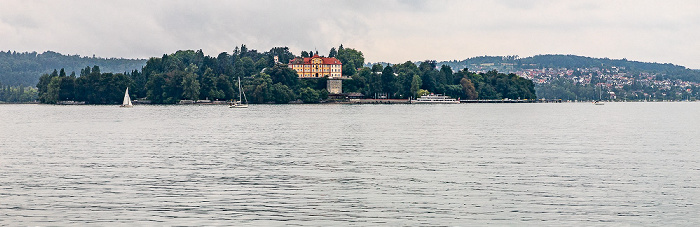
[{"left": 1, "top": 103, "right": 699, "bottom": 226}]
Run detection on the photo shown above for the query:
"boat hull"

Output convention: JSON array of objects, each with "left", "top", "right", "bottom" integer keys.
[
  {"left": 410, "top": 100, "right": 460, "bottom": 104},
  {"left": 411, "top": 94, "right": 460, "bottom": 104}
]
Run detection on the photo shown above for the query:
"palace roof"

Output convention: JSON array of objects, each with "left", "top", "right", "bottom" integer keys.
[{"left": 289, "top": 54, "right": 342, "bottom": 65}]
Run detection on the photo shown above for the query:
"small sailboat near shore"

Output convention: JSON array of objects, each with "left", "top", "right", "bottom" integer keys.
[
  {"left": 120, "top": 87, "right": 133, "bottom": 108},
  {"left": 593, "top": 84, "right": 605, "bottom": 105},
  {"left": 229, "top": 77, "right": 248, "bottom": 108}
]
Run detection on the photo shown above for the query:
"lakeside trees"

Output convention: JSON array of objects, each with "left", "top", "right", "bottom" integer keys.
[
  {"left": 141, "top": 45, "right": 337, "bottom": 104},
  {"left": 134, "top": 46, "right": 330, "bottom": 104},
  {"left": 35, "top": 45, "right": 334, "bottom": 104},
  {"left": 343, "top": 61, "right": 535, "bottom": 100},
  {"left": 0, "top": 83, "right": 37, "bottom": 103},
  {"left": 37, "top": 66, "right": 132, "bottom": 104},
  {"left": 7, "top": 49, "right": 700, "bottom": 103},
  {"left": 33, "top": 44, "right": 536, "bottom": 104}
]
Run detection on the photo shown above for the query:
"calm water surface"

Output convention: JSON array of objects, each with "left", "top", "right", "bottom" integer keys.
[{"left": 1, "top": 103, "right": 699, "bottom": 226}]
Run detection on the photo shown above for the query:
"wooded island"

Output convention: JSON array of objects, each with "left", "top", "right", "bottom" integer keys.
[{"left": 33, "top": 45, "right": 536, "bottom": 104}]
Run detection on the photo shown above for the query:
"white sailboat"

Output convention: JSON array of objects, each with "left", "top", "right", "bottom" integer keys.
[
  {"left": 229, "top": 77, "right": 248, "bottom": 108},
  {"left": 120, "top": 87, "right": 133, "bottom": 108},
  {"left": 594, "top": 84, "right": 605, "bottom": 105}
]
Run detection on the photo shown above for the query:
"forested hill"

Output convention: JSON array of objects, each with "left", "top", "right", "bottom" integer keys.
[
  {"left": 439, "top": 54, "right": 700, "bottom": 82},
  {"left": 0, "top": 51, "right": 147, "bottom": 87},
  {"left": 518, "top": 55, "right": 692, "bottom": 74}
]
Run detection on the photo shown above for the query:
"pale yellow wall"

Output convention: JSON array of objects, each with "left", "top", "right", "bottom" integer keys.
[{"left": 288, "top": 56, "right": 342, "bottom": 78}]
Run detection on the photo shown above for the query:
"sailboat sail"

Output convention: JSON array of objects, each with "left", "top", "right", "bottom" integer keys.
[{"left": 121, "top": 87, "right": 133, "bottom": 107}]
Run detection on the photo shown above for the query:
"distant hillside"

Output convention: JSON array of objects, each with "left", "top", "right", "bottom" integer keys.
[
  {"left": 438, "top": 54, "right": 700, "bottom": 83},
  {"left": 0, "top": 51, "right": 147, "bottom": 87}
]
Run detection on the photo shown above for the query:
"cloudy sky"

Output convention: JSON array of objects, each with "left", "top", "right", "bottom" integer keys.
[{"left": 2, "top": 0, "right": 699, "bottom": 68}]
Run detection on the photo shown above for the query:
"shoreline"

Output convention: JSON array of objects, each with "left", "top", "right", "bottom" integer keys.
[{"left": 3, "top": 99, "right": 698, "bottom": 105}]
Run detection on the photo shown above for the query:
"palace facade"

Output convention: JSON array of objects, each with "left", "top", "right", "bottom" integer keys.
[{"left": 288, "top": 54, "right": 343, "bottom": 78}]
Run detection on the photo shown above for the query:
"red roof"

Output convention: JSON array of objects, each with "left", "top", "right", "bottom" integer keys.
[{"left": 289, "top": 54, "right": 342, "bottom": 65}]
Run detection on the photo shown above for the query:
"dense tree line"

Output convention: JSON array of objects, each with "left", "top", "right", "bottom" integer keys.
[
  {"left": 10, "top": 50, "right": 699, "bottom": 103},
  {"left": 36, "top": 45, "right": 340, "bottom": 104},
  {"left": 0, "top": 51, "right": 146, "bottom": 87},
  {"left": 0, "top": 83, "right": 38, "bottom": 103},
  {"left": 35, "top": 44, "right": 536, "bottom": 104},
  {"left": 36, "top": 66, "right": 131, "bottom": 104},
  {"left": 344, "top": 61, "right": 536, "bottom": 100},
  {"left": 134, "top": 45, "right": 330, "bottom": 104}
]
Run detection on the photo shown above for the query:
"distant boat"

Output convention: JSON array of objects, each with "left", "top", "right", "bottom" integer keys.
[
  {"left": 229, "top": 77, "right": 248, "bottom": 108},
  {"left": 120, "top": 87, "right": 133, "bottom": 108},
  {"left": 410, "top": 94, "right": 460, "bottom": 104},
  {"left": 594, "top": 84, "right": 605, "bottom": 105}
]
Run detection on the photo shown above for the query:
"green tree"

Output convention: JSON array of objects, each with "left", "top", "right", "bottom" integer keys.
[
  {"left": 438, "top": 65, "right": 452, "bottom": 87},
  {"left": 249, "top": 73, "right": 273, "bottom": 103},
  {"left": 299, "top": 87, "right": 321, "bottom": 103},
  {"left": 421, "top": 70, "right": 438, "bottom": 93},
  {"left": 254, "top": 57, "right": 268, "bottom": 72},
  {"left": 234, "top": 57, "right": 256, "bottom": 79},
  {"left": 266, "top": 47, "right": 295, "bottom": 66},
  {"left": 359, "top": 69, "right": 382, "bottom": 97},
  {"left": 394, "top": 61, "right": 420, "bottom": 98},
  {"left": 381, "top": 65, "right": 396, "bottom": 97},
  {"left": 265, "top": 64, "right": 298, "bottom": 88},
  {"left": 181, "top": 71, "right": 200, "bottom": 100},
  {"left": 410, "top": 74, "right": 422, "bottom": 98},
  {"left": 217, "top": 74, "right": 235, "bottom": 100},
  {"left": 146, "top": 73, "right": 167, "bottom": 103},
  {"left": 58, "top": 72, "right": 76, "bottom": 101},
  {"left": 199, "top": 67, "right": 216, "bottom": 100},
  {"left": 328, "top": 47, "right": 337, "bottom": 58},
  {"left": 45, "top": 76, "right": 60, "bottom": 104},
  {"left": 419, "top": 60, "right": 436, "bottom": 72},
  {"left": 270, "top": 83, "right": 295, "bottom": 104},
  {"left": 372, "top": 63, "right": 384, "bottom": 72},
  {"left": 336, "top": 46, "right": 364, "bottom": 76},
  {"left": 345, "top": 68, "right": 370, "bottom": 94},
  {"left": 37, "top": 73, "right": 53, "bottom": 103},
  {"left": 108, "top": 73, "right": 133, "bottom": 104},
  {"left": 342, "top": 62, "right": 356, "bottom": 76},
  {"left": 417, "top": 89, "right": 430, "bottom": 97}
]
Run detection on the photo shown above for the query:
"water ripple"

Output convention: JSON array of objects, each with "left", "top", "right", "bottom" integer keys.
[{"left": 1, "top": 103, "right": 699, "bottom": 225}]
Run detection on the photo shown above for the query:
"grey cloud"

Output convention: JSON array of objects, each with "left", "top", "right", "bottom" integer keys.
[{"left": 1, "top": 0, "right": 699, "bottom": 68}]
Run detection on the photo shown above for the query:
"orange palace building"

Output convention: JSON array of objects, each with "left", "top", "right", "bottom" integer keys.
[{"left": 288, "top": 54, "right": 343, "bottom": 78}]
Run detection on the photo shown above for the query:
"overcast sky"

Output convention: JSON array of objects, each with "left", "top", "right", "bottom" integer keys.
[{"left": 2, "top": 0, "right": 699, "bottom": 68}]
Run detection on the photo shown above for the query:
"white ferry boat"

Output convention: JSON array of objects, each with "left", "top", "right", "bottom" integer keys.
[{"left": 410, "top": 94, "right": 460, "bottom": 104}]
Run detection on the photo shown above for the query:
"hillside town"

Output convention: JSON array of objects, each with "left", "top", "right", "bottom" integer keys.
[
  {"left": 517, "top": 67, "right": 699, "bottom": 101},
  {"left": 439, "top": 59, "right": 699, "bottom": 101}
]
